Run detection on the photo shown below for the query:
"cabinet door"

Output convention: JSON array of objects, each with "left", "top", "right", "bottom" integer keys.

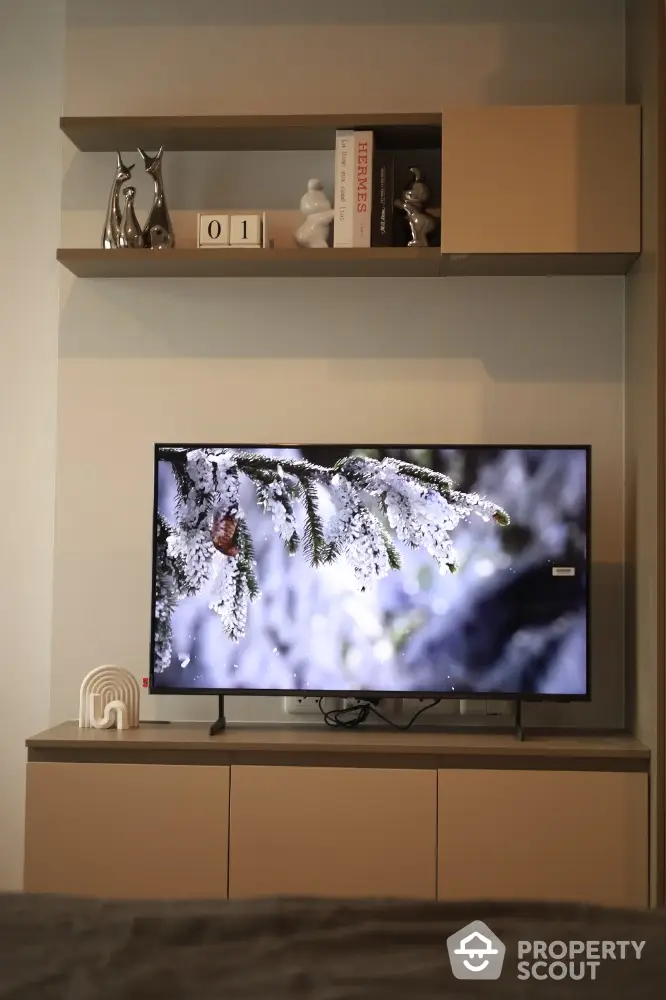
[
  {"left": 437, "top": 769, "right": 648, "bottom": 907},
  {"left": 24, "top": 763, "right": 229, "bottom": 899},
  {"left": 440, "top": 105, "right": 640, "bottom": 255},
  {"left": 229, "top": 766, "right": 436, "bottom": 899}
]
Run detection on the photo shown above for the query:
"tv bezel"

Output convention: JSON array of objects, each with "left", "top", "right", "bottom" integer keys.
[{"left": 148, "top": 442, "right": 592, "bottom": 702}]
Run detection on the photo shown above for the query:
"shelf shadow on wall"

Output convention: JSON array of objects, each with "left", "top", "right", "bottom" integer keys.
[{"left": 58, "top": 273, "right": 624, "bottom": 384}]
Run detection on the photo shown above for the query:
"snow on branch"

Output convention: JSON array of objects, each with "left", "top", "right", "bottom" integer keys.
[{"left": 154, "top": 448, "right": 509, "bottom": 666}]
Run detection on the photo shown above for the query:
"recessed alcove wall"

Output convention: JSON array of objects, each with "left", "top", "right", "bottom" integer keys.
[{"left": 52, "top": 0, "right": 630, "bottom": 733}]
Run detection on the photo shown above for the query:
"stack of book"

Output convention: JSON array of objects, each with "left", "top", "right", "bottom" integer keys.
[{"left": 333, "top": 129, "right": 441, "bottom": 249}]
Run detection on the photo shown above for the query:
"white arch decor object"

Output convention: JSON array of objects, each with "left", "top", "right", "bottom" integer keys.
[{"left": 78, "top": 665, "right": 140, "bottom": 729}]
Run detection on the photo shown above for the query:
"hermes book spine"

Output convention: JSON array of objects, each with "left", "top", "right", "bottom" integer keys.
[{"left": 352, "top": 130, "right": 373, "bottom": 247}]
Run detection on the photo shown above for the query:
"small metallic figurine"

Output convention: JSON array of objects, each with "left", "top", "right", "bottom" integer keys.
[
  {"left": 118, "top": 187, "right": 145, "bottom": 248},
  {"left": 138, "top": 146, "right": 174, "bottom": 249},
  {"left": 394, "top": 167, "right": 436, "bottom": 247},
  {"left": 102, "top": 152, "right": 134, "bottom": 249},
  {"left": 294, "top": 178, "right": 334, "bottom": 249}
]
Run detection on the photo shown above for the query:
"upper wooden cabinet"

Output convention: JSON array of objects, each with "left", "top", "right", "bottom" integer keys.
[{"left": 440, "top": 105, "right": 641, "bottom": 258}]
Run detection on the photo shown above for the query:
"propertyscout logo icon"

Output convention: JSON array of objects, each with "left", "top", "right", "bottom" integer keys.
[
  {"left": 447, "top": 920, "right": 646, "bottom": 982},
  {"left": 447, "top": 921, "right": 506, "bottom": 980}
]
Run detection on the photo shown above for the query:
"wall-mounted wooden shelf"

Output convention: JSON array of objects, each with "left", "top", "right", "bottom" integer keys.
[
  {"left": 60, "top": 113, "right": 442, "bottom": 152},
  {"left": 56, "top": 248, "right": 442, "bottom": 278},
  {"left": 56, "top": 248, "right": 638, "bottom": 279},
  {"left": 60, "top": 106, "right": 641, "bottom": 276}
]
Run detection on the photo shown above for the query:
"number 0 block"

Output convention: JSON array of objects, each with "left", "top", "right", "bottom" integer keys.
[
  {"left": 230, "top": 214, "right": 262, "bottom": 247},
  {"left": 198, "top": 214, "right": 230, "bottom": 248}
]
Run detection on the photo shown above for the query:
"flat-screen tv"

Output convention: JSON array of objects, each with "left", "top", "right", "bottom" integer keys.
[{"left": 150, "top": 444, "right": 590, "bottom": 700}]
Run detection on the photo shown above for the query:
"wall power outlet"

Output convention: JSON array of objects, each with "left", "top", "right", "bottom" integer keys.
[
  {"left": 343, "top": 697, "right": 373, "bottom": 710},
  {"left": 459, "top": 699, "right": 490, "bottom": 716},
  {"left": 459, "top": 699, "right": 513, "bottom": 717},
  {"left": 284, "top": 695, "right": 342, "bottom": 715},
  {"left": 342, "top": 697, "right": 403, "bottom": 720},
  {"left": 486, "top": 700, "right": 513, "bottom": 716},
  {"left": 410, "top": 697, "right": 459, "bottom": 716}
]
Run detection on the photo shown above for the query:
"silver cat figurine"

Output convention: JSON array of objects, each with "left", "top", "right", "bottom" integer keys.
[
  {"left": 118, "top": 186, "right": 145, "bottom": 248},
  {"left": 138, "top": 146, "right": 174, "bottom": 249},
  {"left": 102, "top": 152, "right": 134, "bottom": 249},
  {"left": 394, "top": 167, "right": 436, "bottom": 247}
]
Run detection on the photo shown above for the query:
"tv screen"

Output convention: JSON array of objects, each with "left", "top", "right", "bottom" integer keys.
[{"left": 150, "top": 445, "right": 590, "bottom": 699}]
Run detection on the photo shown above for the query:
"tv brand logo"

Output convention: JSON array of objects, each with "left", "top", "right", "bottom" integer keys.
[{"left": 447, "top": 921, "right": 506, "bottom": 980}]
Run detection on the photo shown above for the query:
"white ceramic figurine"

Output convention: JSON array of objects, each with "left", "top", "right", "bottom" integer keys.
[{"left": 294, "top": 178, "right": 334, "bottom": 249}]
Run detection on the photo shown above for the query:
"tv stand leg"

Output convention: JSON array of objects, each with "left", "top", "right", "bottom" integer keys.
[
  {"left": 210, "top": 695, "right": 226, "bottom": 736},
  {"left": 514, "top": 699, "right": 524, "bottom": 741}
]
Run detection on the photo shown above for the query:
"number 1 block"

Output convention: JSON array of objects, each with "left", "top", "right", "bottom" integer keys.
[{"left": 229, "top": 214, "right": 262, "bottom": 247}]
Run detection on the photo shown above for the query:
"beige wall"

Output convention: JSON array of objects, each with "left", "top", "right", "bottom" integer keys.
[
  {"left": 0, "top": 0, "right": 640, "bottom": 893},
  {"left": 0, "top": 0, "right": 64, "bottom": 889},
  {"left": 63, "top": 0, "right": 626, "bottom": 114},
  {"left": 52, "top": 0, "right": 628, "bottom": 731}
]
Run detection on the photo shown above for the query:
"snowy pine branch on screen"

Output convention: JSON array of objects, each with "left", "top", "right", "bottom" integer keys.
[{"left": 153, "top": 448, "right": 510, "bottom": 670}]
